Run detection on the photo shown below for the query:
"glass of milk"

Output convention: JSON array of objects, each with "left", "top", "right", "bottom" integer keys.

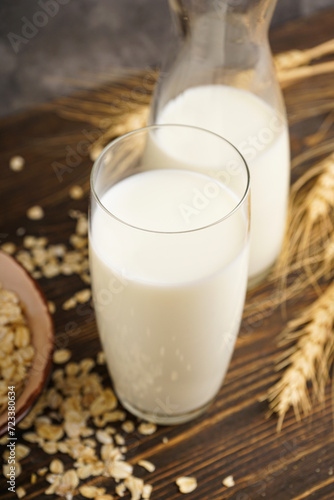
[{"left": 89, "top": 125, "right": 250, "bottom": 425}]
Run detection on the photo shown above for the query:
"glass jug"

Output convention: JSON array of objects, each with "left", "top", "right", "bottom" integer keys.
[{"left": 149, "top": 0, "right": 290, "bottom": 288}]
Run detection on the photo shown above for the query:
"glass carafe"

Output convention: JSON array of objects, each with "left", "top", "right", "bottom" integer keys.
[{"left": 149, "top": 0, "right": 290, "bottom": 288}]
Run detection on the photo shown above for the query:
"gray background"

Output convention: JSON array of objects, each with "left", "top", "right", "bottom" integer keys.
[{"left": 1, "top": 0, "right": 334, "bottom": 117}]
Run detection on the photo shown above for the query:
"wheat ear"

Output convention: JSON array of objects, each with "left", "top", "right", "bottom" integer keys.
[
  {"left": 266, "top": 282, "right": 334, "bottom": 431},
  {"left": 275, "top": 153, "right": 334, "bottom": 288}
]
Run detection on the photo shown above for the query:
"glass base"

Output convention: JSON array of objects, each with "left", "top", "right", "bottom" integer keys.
[
  {"left": 119, "top": 396, "right": 213, "bottom": 426},
  {"left": 247, "top": 263, "right": 274, "bottom": 290}
]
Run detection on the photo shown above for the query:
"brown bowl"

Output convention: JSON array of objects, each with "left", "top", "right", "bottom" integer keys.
[{"left": 0, "top": 250, "right": 54, "bottom": 436}]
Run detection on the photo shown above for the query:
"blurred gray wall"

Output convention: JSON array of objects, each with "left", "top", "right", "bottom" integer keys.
[{"left": 1, "top": 0, "right": 334, "bottom": 117}]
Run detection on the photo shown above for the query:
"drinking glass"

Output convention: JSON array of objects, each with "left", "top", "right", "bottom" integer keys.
[{"left": 89, "top": 125, "right": 250, "bottom": 424}]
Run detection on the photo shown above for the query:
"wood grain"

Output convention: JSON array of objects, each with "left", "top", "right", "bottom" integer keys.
[{"left": 1, "top": 8, "right": 334, "bottom": 500}]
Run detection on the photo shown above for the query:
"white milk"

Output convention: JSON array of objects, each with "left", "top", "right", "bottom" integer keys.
[
  {"left": 90, "top": 169, "right": 249, "bottom": 421},
  {"left": 156, "top": 85, "right": 290, "bottom": 283}
]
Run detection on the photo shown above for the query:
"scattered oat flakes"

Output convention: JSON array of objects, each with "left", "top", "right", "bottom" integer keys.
[
  {"left": 79, "top": 485, "right": 106, "bottom": 498},
  {"left": 81, "top": 272, "right": 91, "bottom": 284},
  {"left": 69, "top": 185, "right": 84, "bottom": 200},
  {"left": 176, "top": 476, "right": 197, "bottom": 494},
  {"left": 97, "top": 351, "right": 106, "bottom": 365},
  {"left": 70, "top": 234, "right": 87, "bottom": 250},
  {"left": 48, "top": 301, "right": 56, "bottom": 314},
  {"left": 42, "top": 263, "right": 59, "bottom": 278},
  {"left": 95, "top": 496, "right": 114, "bottom": 500},
  {"left": 42, "top": 441, "right": 59, "bottom": 455},
  {"left": 80, "top": 357, "right": 95, "bottom": 373},
  {"left": 16, "top": 444, "right": 30, "bottom": 460},
  {"left": 109, "top": 410, "right": 126, "bottom": 422},
  {"left": 23, "top": 235, "right": 36, "bottom": 248},
  {"left": 108, "top": 460, "right": 133, "bottom": 480},
  {"left": 96, "top": 429, "right": 112, "bottom": 445},
  {"left": 90, "top": 146, "right": 103, "bottom": 161},
  {"left": 162, "top": 437, "right": 168, "bottom": 444},
  {"left": 77, "top": 464, "right": 94, "bottom": 480},
  {"left": 1, "top": 242, "right": 16, "bottom": 254},
  {"left": 124, "top": 476, "right": 144, "bottom": 500},
  {"left": 115, "top": 433, "right": 125, "bottom": 446},
  {"left": 31, "top": 472, "right": 37, "bottom": 484},
  {"left": 49, "top": 458, "right": 64, "bottom": 474},
  {"left": 16, "top": 487, "right": 26, "bottom": 498},
  {"left": 138, "top": 460, "right": 155, "bottom": 473},
  {"left": 16, "top": 250, "right": 34, "bottom": 272},
  {"left": 38, "top": 467, "right": 48, "bottom": 476},
  {"left": 76, "top": 216, "right": 88, "bottom": 236},
  {"left": 65, "top": 362, "right": 79, "bottom": 377},
  {"left": 142, "top": 484, "right": 153, "bottom": 499},
  {"left": 222, "top": 475, "right": 235, "bottom": 488},
  {"left": 62, "top": 297, "right": 77, "bottom": 310},
  {"left": 53, "top": 349, "right": 71, "bottom": 364},
  {"left": 27, "top": 205, "right": 44, "bottom": 220},
  {"left": 54, "top": 468, "right": 79, "bottom": 497},
  {"left": 75, "top": 288, "right": 91, "bottom": 303},
  {"left": 10, "top": 155, "right": 25, "bottom": 172},
  {"left": 122, "top": 420, "right": 135, "bottom": 433},
  {"left": 115, "top": 483, "right": 126, "bottom": 497},
  {"left": 15, "top": 462, "right": 22, "bottom": 477},
  {"left": 3, "top": 464, "right": 11, "bottom": 477},
  {"left": 138, "top": 422, "right": 157, "bottom": 436},
  {"left": 22, "top": 432, "right": 41, "bottom": 444},
  {"left": 90, "top": 388, "right": 118, "bottom": 417}
]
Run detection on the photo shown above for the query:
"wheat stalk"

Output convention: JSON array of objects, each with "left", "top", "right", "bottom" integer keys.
[
  {"left": 278, "top": 61, "right": 334, "bottom": 88},
  {"left": 274, "top": 39, "right": 334, "bottom": 72},
  {"left": 276, "top": 39, "right": 334, "bottom": 87},
  {"left": 267, "top": 282, "right": 334, "bottom": 431},
  {"left": 50, "top": 39, "right": 334, "bottom": 153}
]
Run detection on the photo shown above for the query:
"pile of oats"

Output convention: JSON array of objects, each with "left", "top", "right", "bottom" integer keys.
[
  {"left": 11, "top": 350, "right": 154, "bottom": 499},
  {"left": 0, "top": 284, "right": 34, "bottom": 414}
]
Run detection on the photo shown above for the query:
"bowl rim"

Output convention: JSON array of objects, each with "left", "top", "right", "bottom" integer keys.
[{"left": 0, "top": 250, "right": 54, "bottom": 436}]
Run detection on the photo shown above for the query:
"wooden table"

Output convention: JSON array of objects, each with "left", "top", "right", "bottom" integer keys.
[{"left": 1, "top": 8, "right": 334, "bottom": 500}]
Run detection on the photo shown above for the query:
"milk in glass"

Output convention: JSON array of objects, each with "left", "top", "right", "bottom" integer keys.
[{"left": 90, "top": 168, "right": 249, "bottom": 420}]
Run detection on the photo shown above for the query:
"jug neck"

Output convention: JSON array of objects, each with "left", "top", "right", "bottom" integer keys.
[{"left": 169, "top": 0, "right": 277, "bottom": 41}]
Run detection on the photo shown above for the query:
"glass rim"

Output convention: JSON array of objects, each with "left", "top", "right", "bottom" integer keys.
[{"left": 90, "top": 124, "right": 250, "bottom": 235}]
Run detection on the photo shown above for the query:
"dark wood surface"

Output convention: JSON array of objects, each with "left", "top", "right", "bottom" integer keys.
[{"left": 1, "top": 8, "right": 334, "bottom": 500}]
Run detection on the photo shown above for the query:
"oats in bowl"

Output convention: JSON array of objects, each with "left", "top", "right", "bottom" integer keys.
[
  {"left": 0, "top": 250, "right": 54, "bottom": 436},
  {"left": 0, "top": 284, "right": 35, "bottom": 415}
]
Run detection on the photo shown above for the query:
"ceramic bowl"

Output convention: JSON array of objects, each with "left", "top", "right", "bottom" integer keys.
[{"left": 0, "top": 250, "right": 54, "bottom": 436}]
